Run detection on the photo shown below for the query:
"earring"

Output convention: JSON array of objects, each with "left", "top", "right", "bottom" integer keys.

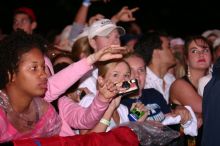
[{"left": 187, "top": 65, "right": 191, "bottom": 81}]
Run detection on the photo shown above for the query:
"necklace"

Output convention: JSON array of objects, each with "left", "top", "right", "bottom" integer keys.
[{"left": 0, "top": 90, "right": 39, "bottom": 129}]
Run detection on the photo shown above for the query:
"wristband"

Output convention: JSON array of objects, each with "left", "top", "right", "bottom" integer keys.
[
  {"left": 83, "top": 0, "right": 91, "bottom": 7},
  {"left": 181, "top": 118, "right": 193, "bottom": 128},
  {"left": 100, "top": 118, "right": 110, "bottom": 126},
  {"left": 87, "top": 54, "right": 96, "bottom": 65}
]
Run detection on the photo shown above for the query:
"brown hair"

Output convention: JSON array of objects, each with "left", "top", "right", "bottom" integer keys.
[{"left": 71, "top": 37, "right": 93, "bottom": 62}]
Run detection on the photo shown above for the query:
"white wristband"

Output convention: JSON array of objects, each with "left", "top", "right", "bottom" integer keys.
[
  {"left": 181, "top": 118, "right": 193, "bottom": 128},
  {"left": 100, "top": 118, "right": 110, "bottom": 126},
  {"left": 82, "top": 2, "right": 91, "bottom": 7}
]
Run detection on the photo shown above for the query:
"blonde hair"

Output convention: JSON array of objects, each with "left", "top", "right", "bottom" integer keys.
[
  {"left": 98, "top": 59, "right": 130, "bottom": 77},
  {"left": 97, "top": 59, "right": 131, "bottom": 89}
]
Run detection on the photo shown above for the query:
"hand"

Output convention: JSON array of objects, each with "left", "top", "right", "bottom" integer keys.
[
  {"left": 108, "top": 96, "right": 122, "bottom": 110},
  {"left": 87, "top": 45, "right": 125, "bottom": 64},
  {"left": 173, "top": 105, "right": 192, "bottom": 125},
  {"left": 196, "top": 113, "right": 203, "bottom": 128},
  {"left": 96, "top": 45, "right": 126, "bottom": 61},
  {"left": 130, "top": 102, "right": 148, "bottom": 122},
  {"left": 88, "top": 14, "right": 105, "bottom": 26},
  {"left": 111, "top": 6, "right": 139, "bottom": 23},
  {"left": 97, "top": 77, "right": 119, "bottom": 102}
]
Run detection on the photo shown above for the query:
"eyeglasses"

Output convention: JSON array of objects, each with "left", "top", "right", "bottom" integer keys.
[{"left": 190, "top": 48, "right": 210, "bottom": 54}]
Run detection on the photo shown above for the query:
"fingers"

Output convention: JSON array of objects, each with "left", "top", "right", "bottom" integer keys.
[
  {"left": 102, "top": 45, "right": 126, "bottom": 55},
  {"left": 98, "top": 79, "right": 120, "bottom": 101},
  {"left": 109, "top": 45, "right": 126, "bottom": 53},
  {"left": 130, "top": 7, "right": 139, "bottom": 13},
  {"left": 130, "top": 102, "right": 145, "bottom": 111}
]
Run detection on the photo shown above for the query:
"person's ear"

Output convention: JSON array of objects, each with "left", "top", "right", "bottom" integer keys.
[
  {"left": 153, "top": 49, "right": 160, "bottom": 58},
  {"left": 7, "top": 71, "right": 16, "bottom": 83},
  {"left": 97, "top": 76, "right": 105, "bottom": 87},
  {"left": 31, "top": 21, "right": 37, "bottom": 30},
  {"left": 89, "top": 38, "right": 98, "bottom": 52}
]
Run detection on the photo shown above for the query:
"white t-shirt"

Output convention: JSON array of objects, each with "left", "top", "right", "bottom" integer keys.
[
  {"left": 198, "top": 74, "right": 212, "bottom": 97},
  {"left": 79, "top": 68, "right": 98, "bottom": 95}
]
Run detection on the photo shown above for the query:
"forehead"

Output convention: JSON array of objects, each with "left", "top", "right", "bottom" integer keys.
[
  {"left": 189, "top": 39, "right": 209, "bottom": 48},
  {"left": 19, "top": 48, "right": 44, "bottom": 63},
  {"left": 107, "top": 62, "right": 130, "bottom": 73},
  {"left": 126, "top": 56, "right": 145, "bottom": 67},
  {"left": 14, "top": 13, "right": 30, "bottom": 20},
  {"left": 113, "top": 61, "right": 129, "bottom": 69}
]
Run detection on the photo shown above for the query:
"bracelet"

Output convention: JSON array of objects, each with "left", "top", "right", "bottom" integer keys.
[
  {"left": 181, "top": 118, "right": 193, "bottom": 128},
  {"left": 82, "top": 0, "right": 91, "bottom": 6},
  {"left": 88, "top": 54, "right": 96, "bottom": 65},
  {"left": 82, "top": 2, "right": 91, "bottom": 7},
  {"left": 100, "top": 118, "right": 110, "bottom": 126}
]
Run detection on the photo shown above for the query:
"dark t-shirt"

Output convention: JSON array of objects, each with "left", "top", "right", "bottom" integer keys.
[{"left": 121, "top": 88, "right": 171, "bottom": 122}]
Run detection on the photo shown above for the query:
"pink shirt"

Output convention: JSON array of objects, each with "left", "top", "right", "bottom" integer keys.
[
  {"left": 0, "top": 98, "right": 61, "bottom": 143},
  {"left": 0, "top": 58, "right": 109, "bottom": 142},
  {"left": 59, "top": 94, "right": 108, "bottom": 136},
  {"left": 45, "top": 58, "right": 93, "bottom": 103}
]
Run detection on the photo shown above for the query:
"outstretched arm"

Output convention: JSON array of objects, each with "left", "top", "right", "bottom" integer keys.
[{"left": 44, "top": 46, "right": 125, "bottom": 102}]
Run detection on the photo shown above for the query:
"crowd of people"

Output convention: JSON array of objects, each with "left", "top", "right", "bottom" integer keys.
[{"left": 1, "top": 0, "right": 220, "bottom": 146}]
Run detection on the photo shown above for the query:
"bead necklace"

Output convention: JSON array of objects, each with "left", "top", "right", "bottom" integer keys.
[{"left": 0, "top": 90, "right": 39, "bottom": 129}]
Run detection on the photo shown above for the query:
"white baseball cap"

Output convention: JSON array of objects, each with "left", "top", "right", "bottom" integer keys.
[
  {"left": 88, "top": 19, "right": 125, "bottom": 39},
  {"left": 213, "top": 37, "right": 220, "bottom": 49}
]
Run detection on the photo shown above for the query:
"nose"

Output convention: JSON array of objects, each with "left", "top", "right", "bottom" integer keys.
[
  {"left": 40, "top": 69, "right": 47, "bottom": 80},
  {"left": 113, "top": 38, "right": 120, "bottom": 45},
  {"left": 198, "top": 50, "right": 206, "bottom": 57},
  {"left": 132, "top": 70, "right": 139, "bottom": 80}
]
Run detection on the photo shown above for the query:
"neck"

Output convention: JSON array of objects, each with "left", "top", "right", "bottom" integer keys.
[
  {"left": 129, "top": 91, "right": 142, "bottom": 99},
  {"left": 5, "top": 85, "right": 32, "bottom": 113},
  {"left": 148, "top": 63, "right": 168, "bottom": 79},
  {"left": 188, "top": 68, "right": 207, "bottom": 88}
]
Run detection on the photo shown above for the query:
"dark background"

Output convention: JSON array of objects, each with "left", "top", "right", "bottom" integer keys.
[{"left": 0, "top": 0, "right": 219, "bottom": 37}]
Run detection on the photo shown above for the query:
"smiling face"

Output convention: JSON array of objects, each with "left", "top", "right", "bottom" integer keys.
[
  {"left": 10, "top": 48, "right": 47, "bottom": 97},
  {"left": 187, "top": 39, "right": 212, "bottom": 70}
]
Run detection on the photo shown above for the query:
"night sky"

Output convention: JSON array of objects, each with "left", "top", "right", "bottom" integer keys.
[{"left": 1, "top": 0, "right": 220, "bottom": 38}]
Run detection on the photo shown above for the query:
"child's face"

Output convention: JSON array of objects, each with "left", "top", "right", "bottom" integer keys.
[
  {"left": 105, "top": 62, "right": 131, "bottom": 84},
  {"left": 11, "top": 48, "right": 47, "bottom": 97}
]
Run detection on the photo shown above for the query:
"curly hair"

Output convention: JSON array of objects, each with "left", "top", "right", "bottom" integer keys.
[{"left": 0, "top": 30, "right": 47, "bottom": 89}]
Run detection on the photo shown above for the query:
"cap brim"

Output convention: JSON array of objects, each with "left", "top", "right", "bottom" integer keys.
[{"left": 93, "top": 26, "right": 126, "bottom": 38}]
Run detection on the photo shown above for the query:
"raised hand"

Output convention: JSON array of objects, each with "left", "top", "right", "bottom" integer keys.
[
  {"left": 112, "top": 6, "right": 139, "bottom": 23},
  {"left": 87, "top": 45, "right": 126, "bottom": 64},
  {"left": 97, "top": 77, "right": 119, "bottom": 102},
  {"left": 173, "top": 105, "right": 192, "bottom": 125}
]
